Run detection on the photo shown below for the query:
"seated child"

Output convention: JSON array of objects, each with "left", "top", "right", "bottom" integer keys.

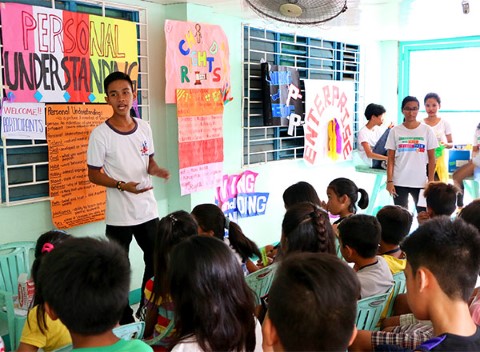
[
  {"left": 37, "top": 237, "right": 153, "bottom": 351},
  {"left": 191, "top": 203, "right": 261, "bottom": 274},
  {"left": 376, "top": 205, "right": 413, "bottom": 274},
  {"left": 281, "top": 201, "right": 336, "bottom": 257},
  {"left": 18, "top": 230, "right": 72, "bottom": 352},
  {"left": 143, "top": 211, "right": 198, "bottom": 347},
  {"left": 167, "top": 236, "right": 262, "bottom": 351},
  {"left": 379, "top": 216, "right": 480, "bottom": 351},
  {"left": 282, "top": 181, "right": 322, "bottom": 209},
  {"left": 358, "top": 103, "right": 391, "bottom": 169},
  {"left": 263, "top": 252, "right": 360, "bottom": 351},
  {"left": 321, "top": 177, "right": 369, "bottom": 232},
  {"left": 416, "top": 182, "right": 458, "bottom": 224},
  {"left": 338, "top": 214, "right": 393, "bottom": 298}
]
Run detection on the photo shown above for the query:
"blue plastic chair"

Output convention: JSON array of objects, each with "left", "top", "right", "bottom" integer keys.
[
  {"left": 113, "top": 321, "right": 145, "bottom": 340},
  {"left": 356, "top": 291, "right": 391, "bottom": 331},
  {"left": 386, "top": 271, "right": 407, "bottom": 317},
  {"left": 245, "top": 264, "right": 278, "bottom": 305}
]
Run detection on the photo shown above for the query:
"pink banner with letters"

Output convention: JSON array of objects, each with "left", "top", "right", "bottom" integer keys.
[{"left": 165, "top": 20, "right": 230, "bottom": 104}]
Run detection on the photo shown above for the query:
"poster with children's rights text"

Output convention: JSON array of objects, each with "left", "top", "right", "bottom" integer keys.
[{"left": 165, "top": 20, "right": 231, "bottom": 104}]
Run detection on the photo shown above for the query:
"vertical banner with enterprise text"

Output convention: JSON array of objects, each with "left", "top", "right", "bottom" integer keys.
[
  {"left": 47, "top": 104, "right": 112, "bottom": 229},
  {"left": 303, "top": 79, "right": 355, "bottom": 165},
  {"left": 0, "top": 2, "right": 138, "bottom": 103}
]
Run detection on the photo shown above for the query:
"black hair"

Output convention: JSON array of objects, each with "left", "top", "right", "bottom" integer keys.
[
  {"left": 328, "top": 177, "right": 369, "bottom": 213},
  {"left": 149, "top": 211, "right": 198, "bottom": 306},
  {"left": 401, "top": 216, "right": 480, "bottom": 302},
  {"left": 37, "top": 237, "right": 130, "bottom": 335},
  {"left": 103, "top": 71, "right": 134, "bottom": 94},
  {"left": 424, "top": 182, "right": 459, "bottom": 216},
  {"left": 364, "top": 103, "right": 386, "bottom": 120},
  {"left": 29, "top": 230, "right": 71, "bottom": 334},
  {"left": 268, "top": 252, "right": 360, "bottom": 351},
  {"left": 282, "top": 181, "right": 321, "bottom": 209},
  {"left": 281, "top": 202, "right": 336, "bottom": 256},
  {"left": 401, "top": 96, "right": 420, "bottom": 110},
  {"left": 376, "top": 205, "right": 413, "bottom": 245},
  {"left": 458, "top": 199, "right": 480, "bottom": 232},
  {"left": 424, "top": 92, "right": 441, "bottom": 105},
  {"left": 191, "top": 203, "right": 261, "bottom": 260},
  {"left": 338, "top": 214, "right": 381, "bottom": 258},
  {"left": 168, "top": 236, "right": 257, "bottom": 351}
]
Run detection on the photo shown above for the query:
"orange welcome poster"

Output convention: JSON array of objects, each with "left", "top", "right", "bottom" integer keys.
[{"left": 46, "top": 104, "right": 112, "bottom": 229}]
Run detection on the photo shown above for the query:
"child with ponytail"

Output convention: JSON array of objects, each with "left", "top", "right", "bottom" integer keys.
[
  {"left": 17, "top": 230, "right": 72, "bottom": 352},
  {"left": 191, "top": 203, "right": 261, "bottom": 275}
]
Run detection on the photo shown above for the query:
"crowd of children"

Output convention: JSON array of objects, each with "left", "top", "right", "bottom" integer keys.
[{"left": 12, "top": 77, "right": 480, "bottom": 352}]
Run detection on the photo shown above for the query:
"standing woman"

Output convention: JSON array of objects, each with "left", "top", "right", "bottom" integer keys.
[
  {"left": 385, "top": 96, "right": 438, "bottom": 213},
  {"left": 423, "top": 93, "right": 453, "bottom": 182}
]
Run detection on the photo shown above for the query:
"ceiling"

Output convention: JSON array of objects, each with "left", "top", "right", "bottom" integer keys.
[{"left": 143, "top": 0, "right": 480, "bottom": 40}]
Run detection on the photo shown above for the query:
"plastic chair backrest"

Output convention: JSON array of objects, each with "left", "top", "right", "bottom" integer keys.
[
  {"left": 386, "top": 271, "right": 407, "bottom": 317},
  {"left": 0, "top": 289, "right": 16, "bottom": 351},
  {"left": 144, "top": 319, "right": 175, "bottom": 346},
  {"left": 245, "top": 264, "right": 278, "bottom": 305},
  {"left": 356, "top": 291, "right": 391, "bottom": 330},
  {"left": 113, "top": 321, "right": 145, "bottom": 340},
  {"left": 0, "top": 241, "right": 36, "bottom": 294}
]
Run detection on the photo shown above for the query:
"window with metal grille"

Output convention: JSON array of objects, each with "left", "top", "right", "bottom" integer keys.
[
  {"left": 0, "top": 0, "right": 149, "bottom": 205},
  {"left": 242, "top": 26, "right": 360, "bottom": 166}
]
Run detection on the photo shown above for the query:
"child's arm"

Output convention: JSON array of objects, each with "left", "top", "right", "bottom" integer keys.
[
  {"left": 362, "top": 141, "right": 388, "bottom": 161},
  {"left": 17, "top": 343, "right": 39, "bottom": 352},
  {"left": 148, "top": 157, "right": 170, "bottom": 180}
]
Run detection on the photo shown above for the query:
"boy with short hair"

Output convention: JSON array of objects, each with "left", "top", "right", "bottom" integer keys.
[
  {"left": 338, "top": 214, "right": 393, "bottom": 298},
  {"left": 416, "top": 182, "right": 458, "bottom": 224},
  {"left": 377, "top": 205, "right": 413, "bottom": 274},
  {"left": 397, "top": 216, "right": 480, "bottom": 350},
  {"left": 262, "top": 252, "right": 360, "bottom": 351},
  {"left": 37, "top": 237, "right": 153, "bottom": 351},
  {"left": 87, "top": 71, "right": 169, "bottom": 322}
]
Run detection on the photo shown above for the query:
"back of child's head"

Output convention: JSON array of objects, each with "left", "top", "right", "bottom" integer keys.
[
  {"left": 328, "top": 177, "right": 369, "bottom": 213},
  {"left": 103, "top": 71, "right": 133, "bottom": 94},
  {"left": 30, "top": 230, "right": 72, "bottom": 333},
  {"left": 338, "top": 214, "right": 381, "bottom": 259},
  {"left": 376, "top": 205, "right": 413, "bottom": 245},
  {"left": 424, "top": 182, "right": 459, "bottom": 216},
  {"left": 168, "top": 235, "right": 256, "bottom": 351},
  {"left": 401, "top": 216, "right": 480, "bottom": 302},
  {"left": 281, "top": 202, "right": 336, "bottom": 256},
  {"left": 282, "top": 181, "right": 321, "bottom": 209},
  {"left": 267, "top": 252, "right": 360, "bottom": 351},
  {"left": 191, "top": 203, "right": 261, "bottom": 260},
  {"left": 38, "top": 237, "right": 130, "bottom": 335},
  {"left": 364, "top": 103, "right": 386, "bottom": 120},
  {"left": 459, "top": 199, "right": 480, "bottom": 232},
  {"left": 151, "top": 210, "right": 198, "bottom": 301}
]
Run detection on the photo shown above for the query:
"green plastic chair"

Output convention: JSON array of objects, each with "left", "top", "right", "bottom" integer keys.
[
  {"left": 144, "top": 319, "right": 175, "bottom": 346},
  {"left": 0, "top": 241, "right": 35, "bottom": 351},
  {"left": 245, "top": 264, "right": 278, "bottom": 305},
  {"left": 0, "top": 241, "right": 36, "bottom": 294},
  {"left": 356, "top": 291, "right": 391, "bottom": 331},
  {"left": 113, "top": 321, "right": 145, "bottom": 340},
  {"left": 386, "top": 271, "right": 407, "bottom": 317}
]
